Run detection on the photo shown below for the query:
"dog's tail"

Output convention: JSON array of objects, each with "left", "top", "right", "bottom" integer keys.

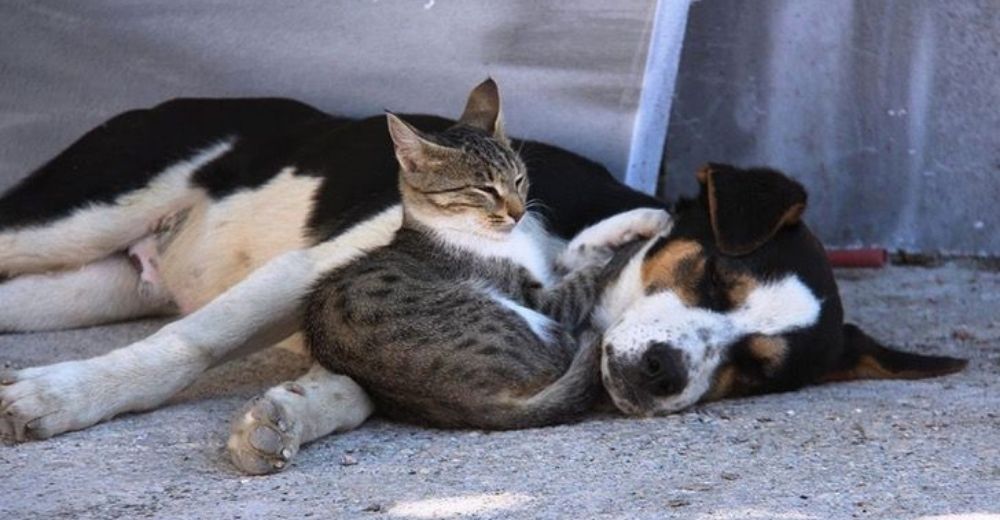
[{"left": 821, "top": 323, "right": 967, "bottom": 382}]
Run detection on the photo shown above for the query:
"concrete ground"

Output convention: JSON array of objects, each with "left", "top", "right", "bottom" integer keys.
[{"left": 1, "top": 263, "right": 997, "bottom": 519}]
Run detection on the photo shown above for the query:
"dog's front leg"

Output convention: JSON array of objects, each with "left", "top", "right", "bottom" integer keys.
[
  {"left": 557, "top": 208, "right": 672, "bottom": 272},
  {"left": 0, "top": 250, "right": 309, "bottom": 440},
  {"left": 0, "top": 206, "right": 400, "bottom": 441}
]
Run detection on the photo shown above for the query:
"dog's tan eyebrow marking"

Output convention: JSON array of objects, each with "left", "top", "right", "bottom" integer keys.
[
  {"left": 747, "top": 335, "right": 788, "bottom": 374},
  {"left": 703, "top": 336, "right": 786, "bottom": 403},
  {"left": 718, "top": 269, "right": 756, "bottom": 308},
  {"left": 704, "top": 362, "right": 769, "bottom": 403},
  {"left": 704, "top": 365, "right": 738, "bottom": 402},
  {"left": 640, "top": 239, "right": 704, "bottom": 306}
]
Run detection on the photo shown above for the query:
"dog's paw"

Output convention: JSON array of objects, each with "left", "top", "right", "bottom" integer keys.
[
  {"left": 227, "top": 384, "right": 305, "bottom": 475},
  {"left": 559, "top": 208, "right": 672, "bottom": 272},
  {"left": 0, "top": 362, "right": 106, "bottom": 442},
  {"left": 597, "top": 208, "right": 673, "bottom": 245}
]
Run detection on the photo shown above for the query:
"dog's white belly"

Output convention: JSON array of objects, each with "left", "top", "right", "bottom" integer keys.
[{"left": 158, "top": 167, "right": 323, "bottom": 314}]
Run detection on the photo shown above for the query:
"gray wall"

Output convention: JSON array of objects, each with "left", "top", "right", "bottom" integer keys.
[
  {"left": 3, "top": 0, "right": 997, "bottom": 255},
  {"left": 0, "top": 0, "right": 656, "bottom": 191},
  {"left": 664, "top": 0, "right": 1000, "bottom": 255}
]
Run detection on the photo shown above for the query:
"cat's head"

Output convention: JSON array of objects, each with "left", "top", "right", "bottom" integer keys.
[{"left": 387, "top": 79, "right": 528, "bottom": 240}]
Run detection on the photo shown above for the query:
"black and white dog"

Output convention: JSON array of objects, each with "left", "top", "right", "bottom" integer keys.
[{"left": 0, "top": 82, "right": 964, "bottom": 474}]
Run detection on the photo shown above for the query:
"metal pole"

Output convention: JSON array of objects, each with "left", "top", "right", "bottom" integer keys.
[{"left": 624, "top": 0, "right": 692, "bottom": 195}]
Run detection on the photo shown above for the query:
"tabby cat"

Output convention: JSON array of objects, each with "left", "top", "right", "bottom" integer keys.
[{"left": 305, "top": 80, "right": 638, "bottom": 429}]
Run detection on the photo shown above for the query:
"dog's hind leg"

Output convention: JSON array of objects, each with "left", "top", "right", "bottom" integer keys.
[
  {"left": 0, "top": 254, "right": 176, "bottom": 333},
  {"left": 227, "top": 364, "right": 373, "bottom": 474},
  {"left": 0, "top": 205, "right": 401, "bottom": 441},
  {"left": 0, "top": 141, "right": 230, "bottom": 277}
]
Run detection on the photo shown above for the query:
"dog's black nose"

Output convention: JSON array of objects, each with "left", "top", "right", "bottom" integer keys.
[{"left": 640, "top": 342, "right": 688, "bottom": 396}]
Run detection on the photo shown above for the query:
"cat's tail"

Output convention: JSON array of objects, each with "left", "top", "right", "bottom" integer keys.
[{"left": 484, "top": 332, "right": 604, "bottom": 430}]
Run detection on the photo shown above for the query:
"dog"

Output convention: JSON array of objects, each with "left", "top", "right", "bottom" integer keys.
[
  {"left": 0, "top": 81, "right": 965, "bottom": 474},
  {"left": 593, "top": 163, "right": 967, "bottom": 415}
]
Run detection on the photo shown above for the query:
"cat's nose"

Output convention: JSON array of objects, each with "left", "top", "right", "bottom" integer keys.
[{"left": 505, "top": 198, "right": 525, "bottom": 222}]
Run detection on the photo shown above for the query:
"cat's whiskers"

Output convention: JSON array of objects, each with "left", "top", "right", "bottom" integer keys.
[
  {"left": 523, "top": 200, "right": 551, "bottom": 228},
  {"left": 524, "top": 199, "right": 550, "bottom": 213}
]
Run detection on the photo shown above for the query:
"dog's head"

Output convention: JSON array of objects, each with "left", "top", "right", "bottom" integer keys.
[{"left": 597, "top": 164, "right": 967, "bottom": 415}]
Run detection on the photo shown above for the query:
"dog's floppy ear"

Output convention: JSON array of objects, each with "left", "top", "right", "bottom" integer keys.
[
  {"left": 697, "top": 163, "right": 807, "bottom": 255},
  {"left": 821, "top": 324, "right": 967, "bottom": 383}
]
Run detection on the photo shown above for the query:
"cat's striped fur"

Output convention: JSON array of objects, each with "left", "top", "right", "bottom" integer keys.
[{"left": 306, "top": 80, "right": 645, "bottom": 428}]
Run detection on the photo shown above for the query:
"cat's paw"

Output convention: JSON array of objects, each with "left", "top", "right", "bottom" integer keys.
[
  {"left": 556, "top": 242, "right": 615, "bottom": 274},
  {"left": 558, "top": 208, "right": 672, "bottom": 272},
  {"left": 227, "top": 384, "right": 304, "bottom": 475}
]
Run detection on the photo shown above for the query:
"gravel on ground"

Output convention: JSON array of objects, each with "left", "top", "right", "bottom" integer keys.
[{"left": 1, "top": 264, "right": 998, "bottom": 519}]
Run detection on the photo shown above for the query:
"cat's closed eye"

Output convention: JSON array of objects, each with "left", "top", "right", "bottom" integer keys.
[{"left": 474, "top": 186, "right": 501, "bottom": 199}]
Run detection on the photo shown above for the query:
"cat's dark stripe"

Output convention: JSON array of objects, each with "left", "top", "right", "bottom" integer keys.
[{"left": 305, "top": 102, "right": 639, "bottom": 430}]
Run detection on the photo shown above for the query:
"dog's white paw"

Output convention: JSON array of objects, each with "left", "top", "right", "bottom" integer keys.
[
  {"left": 0, "top": 361, "right": 108, "bottom": 441},
  {"left": 595, "top": 207, "right": 673, "bottom": 245},
  {"left": 559, "top": 208, "right": 672, "bottom": 272},
  {"left": 227, "top": 384, "right": 305, "bottom": 475}
]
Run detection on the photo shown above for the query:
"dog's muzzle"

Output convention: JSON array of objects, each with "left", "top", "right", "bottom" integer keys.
[{"left": 602, "top": 340, "right": 689, "bottom": 416}]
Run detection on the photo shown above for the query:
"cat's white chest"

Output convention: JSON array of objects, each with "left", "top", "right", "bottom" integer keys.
[
  {"left": 496, "top": 227, "right": 554, "bottom": 285},
  {"left": 433, "top": 217, "right": 556, "bottom": 286}
]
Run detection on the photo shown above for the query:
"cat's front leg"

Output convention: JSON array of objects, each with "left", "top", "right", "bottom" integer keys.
[{"left": 557, "top": 208, "right": 672, "bottom": 273}]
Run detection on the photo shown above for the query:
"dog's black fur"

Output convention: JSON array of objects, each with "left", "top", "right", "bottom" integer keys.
[{"left": 0, "top": 97, "right": 966, "bottom": 449}]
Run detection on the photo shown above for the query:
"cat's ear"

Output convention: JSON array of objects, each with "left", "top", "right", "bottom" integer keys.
[
  {"left": 386, "top": 112, "right": 452, "bottom": 175},
  {"left": 459, "top": 78, "right": 507, "bottom": 142}
]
